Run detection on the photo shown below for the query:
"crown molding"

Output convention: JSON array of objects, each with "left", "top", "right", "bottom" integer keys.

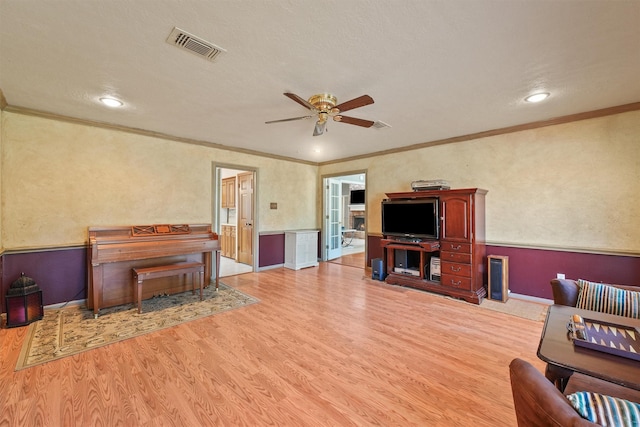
[
  {"left": 2, "top": 105, "right": 318, "bottom": 167},
  {"left": 319, "top": 101, "right": 640, "bottom": 166},
  {"left": 3, "top": 98, "right": 638, "bottom": 167}
]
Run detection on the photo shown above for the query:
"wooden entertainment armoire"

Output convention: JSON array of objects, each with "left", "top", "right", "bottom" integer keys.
[{"left": 381, "top": 188, "right": 487, "bottom": 304}]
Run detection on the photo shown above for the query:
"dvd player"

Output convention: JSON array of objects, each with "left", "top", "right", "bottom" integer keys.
[
  {"left": 411, "top": 179, "right": 450, "bottom": 191},
  {"left": 394, "top": 267, "right": 420, "bottom": 276}
]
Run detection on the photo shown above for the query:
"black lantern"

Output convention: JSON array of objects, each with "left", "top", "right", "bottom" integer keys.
[{"left": 5, "top": 273, "right": 44, "bottom": 328}]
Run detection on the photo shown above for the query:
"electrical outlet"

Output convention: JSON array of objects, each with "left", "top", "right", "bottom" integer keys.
[{"left": 557, "top": 273, "right": 565, "bottom": 279}]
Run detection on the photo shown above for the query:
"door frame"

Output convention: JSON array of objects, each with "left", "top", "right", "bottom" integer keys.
[
  {"left": 212, "top": 162, "right": 258, "bottom": 273},
  {"left": 320, "top": 169, "right": 368, "bottom": 264},
  {"left": 325, "top": 177, "right": 343, "bottom": 261}
]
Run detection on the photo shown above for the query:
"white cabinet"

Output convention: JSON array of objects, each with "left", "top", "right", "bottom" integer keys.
[{"left": 284, "top": 230, "right": 319, "bottom": 270}]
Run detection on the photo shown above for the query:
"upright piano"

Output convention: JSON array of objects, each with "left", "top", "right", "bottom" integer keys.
[{"left": 88, "top": 224, "right": 220, "bottom": 318}]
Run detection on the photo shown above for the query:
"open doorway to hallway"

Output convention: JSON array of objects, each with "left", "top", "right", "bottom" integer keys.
[
  {"left": 216, "top": 166, "right": 255, "bottom": 278},
  {"left": 322, "top": 171, "right": 367, "bottom": 269}
]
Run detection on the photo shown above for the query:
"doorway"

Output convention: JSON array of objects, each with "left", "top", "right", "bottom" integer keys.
[
  {"left": 215, "top": 165, "right": 256, "bottom": 278},
  {"left": 322, "top": 171, "right": 367, "bottom": 268}
]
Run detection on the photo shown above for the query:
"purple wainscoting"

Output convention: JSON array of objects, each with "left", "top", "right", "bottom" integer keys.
[
  {"left": 367, "top": 235, "right": 384, "bottom": 268},
  {"left": 1, "top": 247, "right": 87, "bottom": 312},
  {"left": 367, "top": 235, "right": 639, "bottom": 300},
  {"left": 0, "top": 232, "right": 293, "bottom": 312},
  {"left": 486, "top": 246, "right": 640, "bottom": 300},
  {"left": 258, "top": 233, "right": 285, "bottom": 268},
  {"left": 3, "top": 237, "right": 637, "bottom": 312}
]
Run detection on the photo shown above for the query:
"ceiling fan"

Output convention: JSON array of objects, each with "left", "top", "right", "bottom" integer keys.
[{"left": 265, "top": 92, "right": 375, "bottom": 136}]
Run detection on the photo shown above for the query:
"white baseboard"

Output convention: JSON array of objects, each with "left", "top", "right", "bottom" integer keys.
[
  {"left": 509, "top": 292, "right": 553, "bottom": 305},
  {"left": 257, "top": 263, "right": 284, "bottom": 271},
  {"left": 45, "top": 299, "right": 85, "bottom": 310}
]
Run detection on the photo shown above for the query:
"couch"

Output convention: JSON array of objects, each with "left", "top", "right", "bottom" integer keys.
[
  {"left": 510, "top": 358, "right": 640, "bottom": 426},
  {"left": 550, "top": 278, "right": 639, "bottom": 318}
]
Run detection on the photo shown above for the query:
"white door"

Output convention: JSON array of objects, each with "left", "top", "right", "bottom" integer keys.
[{"left": 325, "top": 178, "right": 342, "bottom": 260}]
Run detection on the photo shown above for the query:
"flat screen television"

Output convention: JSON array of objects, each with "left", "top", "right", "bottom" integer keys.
[
  {"left": 381, "top": 198, "right": 439, "bottom": 240},
  {"left": 349, "top": 189, "right": 365, "bottom": 204}
]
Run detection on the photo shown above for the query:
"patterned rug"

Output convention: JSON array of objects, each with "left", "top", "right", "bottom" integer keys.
[{"left": 15, "top": 283, "right": 258, "bottom": 370}]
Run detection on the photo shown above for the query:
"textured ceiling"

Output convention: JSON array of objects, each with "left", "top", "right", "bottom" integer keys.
[{"left": 1, "top": 0, "right": 639, "bottom": 163}]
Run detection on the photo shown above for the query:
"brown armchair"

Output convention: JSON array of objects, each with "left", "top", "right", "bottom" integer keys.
[
  {"left": 509, "top": 358, "right": 596, "bottom": 426},
  {"left": 510, "top": 358, "right": 640, "bottom": 426},
  {"left": 550, "top": 278, "right": 638, "bottom": 307}
]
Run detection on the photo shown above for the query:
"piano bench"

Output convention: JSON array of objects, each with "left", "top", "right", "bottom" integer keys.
[{"left": 132, "top": 262, "right": 205, "bottom": 314}]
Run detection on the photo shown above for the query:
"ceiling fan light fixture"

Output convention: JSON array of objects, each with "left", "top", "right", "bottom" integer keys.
[
  {"left": 313, "top": 118, "right": 329, "bottom": 136},
  {"left": 524, "top": 92, "right": 550, "bottom": 103},
  {"left": 308, "top": 94, "right": 337, "bottom": 113},
  {"left": 266, "top": 92, "right": 375, "bottom": 136}
]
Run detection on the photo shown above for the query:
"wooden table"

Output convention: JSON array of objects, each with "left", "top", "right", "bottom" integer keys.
[{"left": 537, "top": 304, "right": 640, "bottom": 392}]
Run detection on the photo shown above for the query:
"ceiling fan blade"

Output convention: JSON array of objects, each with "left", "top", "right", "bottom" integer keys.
[
  {"left": 335, "top": 115, "right": 375, "bottom": 128},
  {"left": 334, "top": 95, "right": 374, "bottom": 113},
  {"left": 265, "top": 115, "right": 313, "bottom": 124},
  {"left": 283, "top": 93, "right": 315, "bottom": 110},
  {"left": 313, "top": 121, "right": 326, "bottom": 136}
]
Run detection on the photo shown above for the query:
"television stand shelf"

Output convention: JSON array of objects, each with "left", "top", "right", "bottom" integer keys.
[
  {"left": 381, "top": 188, "right": 487, "bottom": 304},
  {"left": 382, "top": 239, "right": 440, "bottom": 251}
]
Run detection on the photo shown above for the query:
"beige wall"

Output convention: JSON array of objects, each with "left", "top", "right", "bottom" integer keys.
[
  {"left": 1, "top": 112, "right": 318, "bottom": 249},
  {"left": 3, "top": 109, "right": 639, "bottom": 255},
  {"left": 0, "top": 110, "right": 3, "bottom": 251},
  {"left": 319, "top": 110, "right": 640, "bottom": 255}
]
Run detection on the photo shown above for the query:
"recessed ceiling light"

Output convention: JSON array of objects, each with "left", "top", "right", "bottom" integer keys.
[
  {"left": 99, "top": 97, "right": 123, "bottom": 107},
  {"left": 524, "top": 92, "right": 550, "bottom": 103}
]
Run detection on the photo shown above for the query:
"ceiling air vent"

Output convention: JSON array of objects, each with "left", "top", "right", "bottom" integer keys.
[
  {"left": 373, "top": 120, "right": 391, "bottom": 129},
  {"left": 166, "top": 27, "right": 226, "bottom": 62}
]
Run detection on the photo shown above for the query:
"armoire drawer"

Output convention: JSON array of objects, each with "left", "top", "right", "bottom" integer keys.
[
  {"left": 440, "top": 251, "right": 472, "bottom": 263},
  {"left": 440, "top": 274, "right": 472, "bottom": 291},
  {"left": 440, "top": 241, "right": 471, "bottom": 253},
  {"left": 441, "top": 261, "right": 471, "bottom": 278}
]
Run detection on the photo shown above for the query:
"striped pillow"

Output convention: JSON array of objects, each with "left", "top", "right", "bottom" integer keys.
[
  {"left": 567, "top": 391, "right": 640, "bottom": 426},
  {"left": 576, "top": 279, "right": 639, "bottom": 319}
]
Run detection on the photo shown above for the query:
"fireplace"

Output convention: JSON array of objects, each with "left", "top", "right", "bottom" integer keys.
[
  {"left": 348, "top": 210, "right": 365, "bottom": 239},
  {"left": 352, "top": 215, "right": 365, "bottom": 231}
]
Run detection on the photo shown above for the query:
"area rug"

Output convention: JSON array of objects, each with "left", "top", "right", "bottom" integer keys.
[
  {"left": 375, "top": 278, "right": 549, "bottom": 322},
  {"left": 478, "top": 297, "right": 548, "bottom": 322},
  {"left": 15, "top": 283, "right": 258, "bottom": 370}
]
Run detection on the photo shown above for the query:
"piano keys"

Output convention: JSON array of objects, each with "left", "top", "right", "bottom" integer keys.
[{"left": 87, "top": 224, "right": 220, "bottom": 318}]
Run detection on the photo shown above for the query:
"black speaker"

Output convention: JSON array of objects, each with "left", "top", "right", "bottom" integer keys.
[
  {"left": 371, "top": 258, "right": 385, "bottom": 280},
  {"left": 488, "top": 255, "right": 509, "bottom": 302},
  {"left": 395, "top": 249, "right": 408, "bottom": 268},
  {"left": 394, "top": 250, "right": 419, "bottom": 270}
]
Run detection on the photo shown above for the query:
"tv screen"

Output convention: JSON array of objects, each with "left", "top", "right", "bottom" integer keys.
[
  {"left": 349, "top": 189, "right": 365, "bottom": 204},
  {"left": 381, "top": 199, "right": 439, "bottom": 240}
]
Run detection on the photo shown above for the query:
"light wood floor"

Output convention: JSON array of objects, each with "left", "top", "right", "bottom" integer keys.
[
  {"left": 328, "top": 252, "right": 366, "bottom": 268},
  {"left": 0, "top": 263, "right": 545, "bottom": 426}
]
